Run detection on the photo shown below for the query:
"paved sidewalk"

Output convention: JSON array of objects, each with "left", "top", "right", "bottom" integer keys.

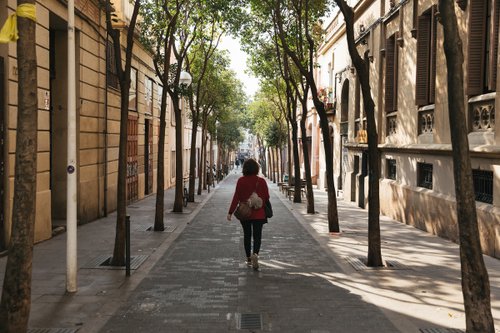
[
  {"left": 0, "top": 181, "right": 215, "bottom": 332},
  {"left": 273, "top": 181, "right": 500, "bottom": 332},
  {"left": 99, "top": 173, "right": 399, "bottom": 333},
  {"left": 0, "top": 172, "right": 498, "bottom": 332}
]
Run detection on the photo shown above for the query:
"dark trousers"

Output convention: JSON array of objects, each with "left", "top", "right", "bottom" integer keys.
[{"left": 240, "top": 220, "right": 265, "bottom": 258}]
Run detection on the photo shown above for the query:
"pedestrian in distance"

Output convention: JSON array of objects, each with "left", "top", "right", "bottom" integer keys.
[{"left": 227, "top": 158, "right": 269, "bottom": 270}]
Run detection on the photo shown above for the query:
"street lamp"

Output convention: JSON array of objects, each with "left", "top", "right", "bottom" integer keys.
[
  {"left": 179, "top": 71, "right": 192, "bottom": 87},
  {"left": 173, "top": 70, "right": 192, "bottom": 213}
]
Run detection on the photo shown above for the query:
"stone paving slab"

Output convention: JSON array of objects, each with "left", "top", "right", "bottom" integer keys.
[
  {"left": 0, "top": 183, "right": 213, "bottom": 333},
  {"left": 274, "top": 180, "right": 500, "bottom": 333},
  {"left": 99, "top": 175, "right": 401, "bottom": 332},
  {"left": 1, "top": 172, "right": 499, "bottom": 332}
]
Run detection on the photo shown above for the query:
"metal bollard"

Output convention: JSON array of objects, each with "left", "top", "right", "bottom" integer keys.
[{"left": 126, "top": 214, "right": 131, "bottom": 277}]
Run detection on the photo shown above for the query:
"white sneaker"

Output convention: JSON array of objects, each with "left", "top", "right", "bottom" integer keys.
[{"left": 251, "top": 253, "right": 259, "bottom": 270}]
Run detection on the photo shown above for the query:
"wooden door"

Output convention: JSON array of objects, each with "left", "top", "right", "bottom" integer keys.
[{"left": 145, "top": 119, "right": 153, "bottom": 195}]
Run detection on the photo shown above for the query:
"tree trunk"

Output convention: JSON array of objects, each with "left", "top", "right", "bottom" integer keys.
[
  {"left": 439, "top": 1, "right": 494, "bottom": 331},
  {"left": 362, "top": 58, "right": 382, "bottom": 266},
  {"left": 200, "top": 123, "right": 208, "bottom": 191},
  {"left": 334, "top": 0, "right": 382, "bottom": 265},
  {"left": 188, "top": 112, "right": 199, "bottom": 202},
  {"left": 287, "top": 124, "right": 292, "bottom": 183},
  {"left": 172, "top": 98, "right": 184, "bottom": 213},
  {"left": 111, "top": 80, "right": 130, "bottom": 265},
  {"left": 276, "top": 146, "right": 281, "bottom": 183},
  {"left": 291, "top": 121, "right": 302, "bottom": 203},
  {"left": 0, "top": 5, "right": 37, "bottom": 330},
  {"left": 314, "top": 103, "right": 339, "bottom": 232},
  {"left": 216, "top": 140, "right": 221, "bottom": 183},
  {"left": 154, "top": 89, "right": 168, "bottom": 231},
  {"left": 209, "top": 136, "right": 214, "bottom": 188},
  {"left": 300, "top": 112, "right": 315, "bottom": 214},
  {"left": 271, "top": 147, "right": 276, "bottom": 183},
  {"left": 197, "top": 127, "right": 206, "bottom": 195}
]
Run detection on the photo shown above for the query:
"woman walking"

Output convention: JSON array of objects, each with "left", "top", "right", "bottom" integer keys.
[{"left": 227, "top": 158, "right": 269, "bottom": 270}]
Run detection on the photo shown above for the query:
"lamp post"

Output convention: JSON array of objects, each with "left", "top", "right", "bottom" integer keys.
[
  {"left": 215, "top": 120, "right": 220, "bottom": 182},
  {"left": 67, "top": 0, "right": 77, "bottom": 293},
  {"left": 173, "top": 70, "right": 192, "bottom": 212}
]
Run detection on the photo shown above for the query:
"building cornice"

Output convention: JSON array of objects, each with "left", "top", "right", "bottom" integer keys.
[
  {"left": 319, "top": 0, "right": 375, "bottom": 55},
  {"left": 345, "top": 142, "right": 500, "bottom": 159}
]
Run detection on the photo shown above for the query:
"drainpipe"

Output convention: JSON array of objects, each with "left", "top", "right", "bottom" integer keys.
[{"left": 103, "top": 30, "right": 109, "bottom": 216}]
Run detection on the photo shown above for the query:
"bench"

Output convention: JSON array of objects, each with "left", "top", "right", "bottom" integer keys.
[{"left": 287, "top": 186, "right": 307, "bottom": 200}]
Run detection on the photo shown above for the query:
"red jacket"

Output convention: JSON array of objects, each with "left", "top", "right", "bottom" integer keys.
[{"left": 229, "top": 175, "right": 270, "bottom": 220}]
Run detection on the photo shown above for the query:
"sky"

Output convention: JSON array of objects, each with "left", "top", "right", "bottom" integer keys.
[{"left": 218, "top": 35, "right": 260, "bottom": 99}]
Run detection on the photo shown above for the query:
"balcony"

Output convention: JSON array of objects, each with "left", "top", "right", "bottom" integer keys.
[{"left": 470, "top": 94, "right": 495, "bottom": 132}]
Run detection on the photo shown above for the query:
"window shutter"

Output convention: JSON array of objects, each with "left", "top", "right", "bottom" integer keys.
[
  {"left": 415, "top": 14, "right": 430, "bottom": 106},
  {"left": 393, "top": 35, "right": 399, "bottom": 110},
  {"left": 355, "top": 76, "right": 361, "bottom": 118},
  {"left": 385, "top": 36, "right": 395, "bottom": 112},
  {"left": 467, "top": 0, "right": 487, "bottom": 96},
  {"left": 488, "top": 0, "right": 500, "bottom": 90},
  {"left": 429, "top": 6, "right": 437, "bottom": 104}
]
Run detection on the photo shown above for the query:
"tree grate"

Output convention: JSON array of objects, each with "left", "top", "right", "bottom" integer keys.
[
  {"left": 237, "top": 313, "right": 262, "bottom": 330},
  {"left": 28, "top": 329, "right": 79, "bottom": 333},
  {"left": 345, "top": 257, "right": 411, "bottom": 271},
  {"left": 419, "top": 329, "right": 464, "bottom": 333},
  {"left": 143, "top": 225, "right": 176, "bottom": 232},
  {"left": 82, "top": 254, "right": 149, "bottom": 270}
]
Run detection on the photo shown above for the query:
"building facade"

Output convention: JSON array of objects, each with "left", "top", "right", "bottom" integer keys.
[
  {"left": 0, "top": 0, "right": 201, "bottom": 249},
  {"left": 310, "top": 0, "right": 500, "bottom": 258}
]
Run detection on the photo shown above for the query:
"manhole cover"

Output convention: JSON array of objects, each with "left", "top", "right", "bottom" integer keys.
[
  {"left": 28, "top": 329, "right": 79, "bottom": 333},
  {"left": 237, "top": 313, "right": 262, "bottom": 330},
  {"left": 143, "top": 225, "right": 176, "bottom": 232},
  {"left": 419, "top": 329, "right": 464, "bottom": 333},
  {"left": 345, "top": 257, "right": 411, "bottom": 271},
  {"left": 82, "top": 255, "right": 149, "bottom": 270}
]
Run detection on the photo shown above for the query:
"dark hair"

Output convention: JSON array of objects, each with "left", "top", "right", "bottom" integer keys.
[{"left": 242, "top": 158, "right": 260, "bottom": 176}]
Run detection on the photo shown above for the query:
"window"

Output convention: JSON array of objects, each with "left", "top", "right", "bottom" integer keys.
[
  {"left": 340, "top": 80, "right": 349, "bottom": 135},
  {"left": 157, "top": 84, "right": 163, "bottom": 108},
  {"left": 472, "top": 169, "right": 493, "bottom": 204},
  {"left": 145, "top": 76, "right": 154, "bottom": 114},
  {"left": 418, "top": 109, "right": 434, "bottom": 134},
  {"left": 385, "top": 33, "right": 398, "bottom": 137},
  {"left": 411, "top": 0, "right": 418, "bottom": 37},
  {"left": 417, "top": 162, "right": 433, "bottom": 189},
  {"left": 355, "top": 76, "right": 361, "bottom": 138},
  {"left": 415, "top": 6, "right": 437, "bottom": 106},
  {"left": 387, "top": 116, "right": 397, "bottom": 136},
  {"left": 467, "top": 0, "right": 500, "bottom": 96},
  {"left": 106, "top": 42, "right": 119, "bottom": 89},
  {"left": 386, "top": 159, "right": 397, "bottom": 180},
  {"left": 385, "top": 34, "right": 399, "bottom": 112},
  {"left": 129, "top": 67, "right": 137, "bottom": 111}
]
